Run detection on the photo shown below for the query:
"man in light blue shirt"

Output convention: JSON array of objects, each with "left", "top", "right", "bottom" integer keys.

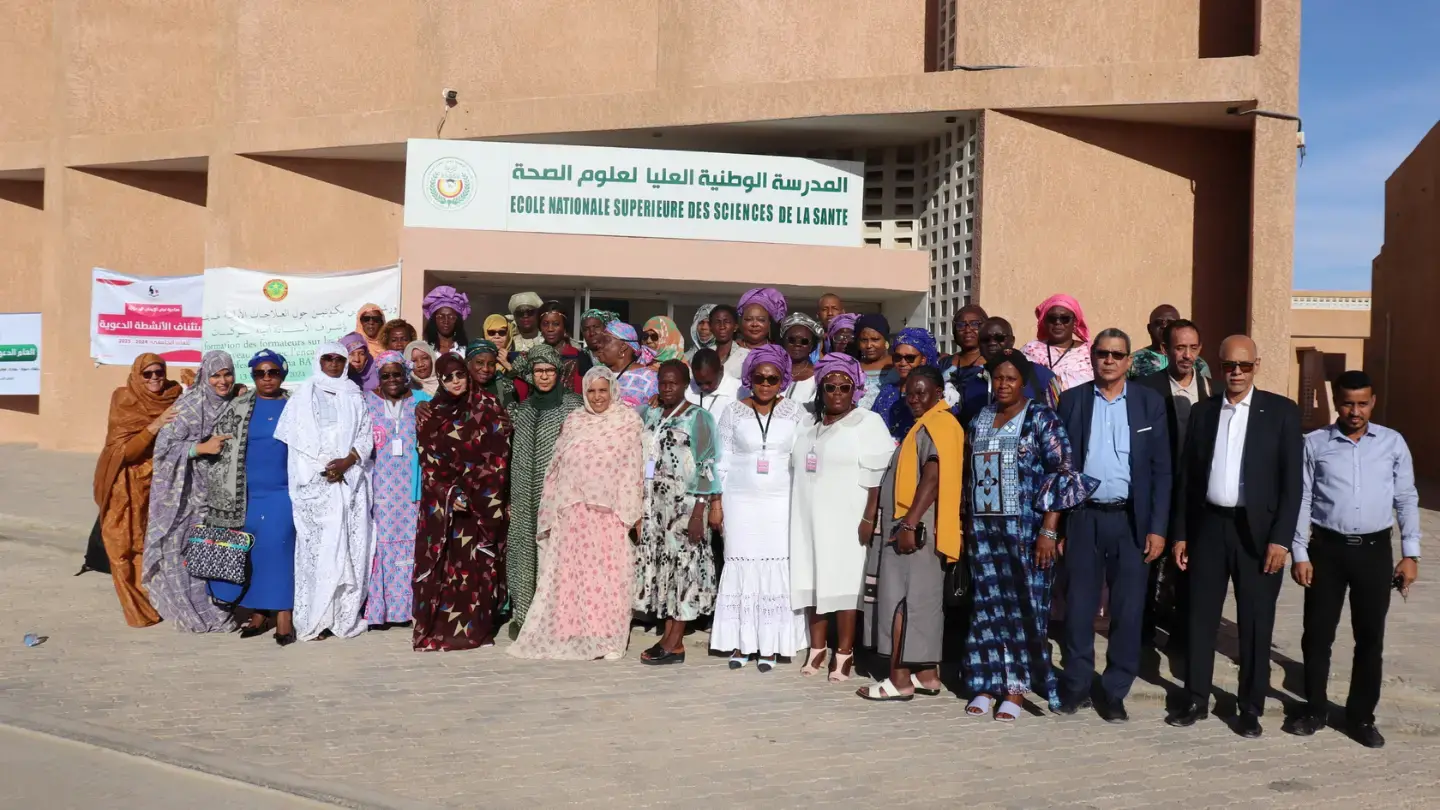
[
  {"left": 1085, "top": 380, "right": 1132, "bottom": 502},
  {"left": 1286, "top": 370, "right": 1420, "bottom": 749}
]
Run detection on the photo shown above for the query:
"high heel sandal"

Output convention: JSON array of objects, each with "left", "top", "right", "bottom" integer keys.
[
  {"left": 800, "top": 647, "right": 828, "bottom": 677},
  {"left": 827, "top": 650, "right": 855, "bottom": 683}
]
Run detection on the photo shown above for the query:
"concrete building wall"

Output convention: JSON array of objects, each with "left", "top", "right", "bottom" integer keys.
[{"left": 1368, "top": 123, "right": 1440, "bottom": 479}]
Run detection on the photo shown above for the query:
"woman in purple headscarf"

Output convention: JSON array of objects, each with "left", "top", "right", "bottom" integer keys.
[
  {"left": 421, "top": 285, "right": 472, "bottom": 357},
  {"left": 710, "top": 344, "right": 806, "bottom": 670},
  {"left": 363, "top": 350, "right": 421, "bottom": 628},
  {"left": 871, "top": 327, "right": 939, "bottom": 440},
  {"left": 788, "top": 351, "right": 895, "bottom": 681},
  {"left": 737, "top": 287, "right": 787, "bottom": 353},
  {"left": 826, "top": 312, "right": 858, "bottom": 358},
  {"left": 339, "top": 332, "right": 378, "bottom": 392},
  {"left": 595, "top": 321, "right": 657, "bottom": 409}
]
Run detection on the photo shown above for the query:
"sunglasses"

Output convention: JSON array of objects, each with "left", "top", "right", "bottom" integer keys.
[
  {"left": 1045, "top": 313, "right": 1075, "bottom": 325},
  {"left": 140, "top": 369, "right": 166, "bottom": 380},
  {"left": 1092, "top": 349, "right": 1129, "bottom": 361},
  {"left": 1149, "top": 318, "right": 1176, "bottom": 328},
  {"left": 440, "top": 371, "right": 468, "bottom": 383},
  {"left": 486, "top": 329, "right": 508, "bottom": 337},
  {"left": 750, "top": 374, "right": 782, "bottom": 386},
  {"left": 643, "top": 331, "right": 660, "bottom": 342},
  {"left": 320, "top": 354, "right": 345, "bottom": 363},
  {"left": 360, "top": 315, "right": 384, "bottom": 324},
  {"left": 955, "top": 319, "right": 984, "bottom": 330},
  {"left": 378, "top": 371, "right": 407, "bottom": 381},
  {"left": 253, "top": 368, "right": 286, "bottom": 379},
  {"left": 786, "top": 335, "right": 814, "bottom": 346},
  {"left": 514, "top": 308, "right": 538, "bottom": 318},
  {"left": 1221, "top": 361, "right": 1256, "bottom": 373},
  {"left": 823, "top": 383, "right": 854, "bottom": 394},
  {"left": 891, "top": 352, "right": 922, "bottom": 364}
]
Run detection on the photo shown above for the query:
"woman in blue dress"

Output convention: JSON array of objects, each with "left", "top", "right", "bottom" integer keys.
[
  {"left": 962, "top": 349, "right": 1095, "bottom": 721},
  {"left": 206, "top": 350, "right": 298, "bottom": 646}
]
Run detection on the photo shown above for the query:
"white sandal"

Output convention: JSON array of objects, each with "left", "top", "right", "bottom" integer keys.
[
  {"left": 965, "top": 695, "right": 995, "bottom": 717},
  {"left": 995, "top": 699, "right": 1025, "bottom": 722},
  {"left": 910, "top": 673, "right": 942, "bottom": 696},
  {"left": 856, "top": 678, "right": 914, "bottom": 702},
  {"left": 800, "top": 647, "right": 828, "bottom": 677}
]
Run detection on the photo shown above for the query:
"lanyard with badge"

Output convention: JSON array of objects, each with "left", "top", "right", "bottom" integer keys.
[
  {"left": 806, "top": 417, "right": 837, "bottom": 474},
  {"left": 753, "top": 404, "right": 775, "bottom": 474},
  {"left": 384, "top": 398, "right": 405, "bottom": 457},
  {"left": 646, "top": 401, "right": 687, "bottom": 480}
]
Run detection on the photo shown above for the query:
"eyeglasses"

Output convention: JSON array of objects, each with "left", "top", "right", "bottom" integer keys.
[
  {"left": 378, "top": 371, "right": 407, "bottom": 381},
  {"left": 532, "top": 366, "right": 558, "bottom": 375},
  {"left": 750, "top": 374, "right": 782, "bottom": 386},
  {"left": 140, "top": 369, "right": 166, "bottom": 380},
  {"left": 785, "top": 335, "right": 814, "bottom": 346},
  {"left": 1092, "top": 349, "right": 1129, "bottom": 361},
  {"left": 359, "top": 314, "right": 384, "bottom": 324},
  {"left": 1045, "top": 313, "right": 1074, "bottom": 325},
  {"left": 1221, "top": 361, "right": 1256, "bottom": 373},
  {"left": 486, "top": 329, "right": 508, "bottom": 337},
  {"left": 891, "top": 352, "right": 922, "bottom": 364},
  {"left": 1149, "top": 318, "right": 1176, "bottom": 328},
  {"left": 955, "top": 319, "right": 984, "bottom": 331},
  {"left": 514, "top": 308, "right": 537, "bottom": 318},
  {"left": 320, "top": 354, "right": 345, "bottom": 363},
  {"left": 823, "top": 383, "right": 854, "bottom": 394},
  {"left": 440, "top": 371, "right": 468, "bottom": 383},
  {"left": 253, "top": 368, "right": 286, "bottom": 379}
]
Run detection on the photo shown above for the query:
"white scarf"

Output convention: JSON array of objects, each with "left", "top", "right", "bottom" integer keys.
[{"left": 276, "top": 341, "right": 366, "bottom": 473}]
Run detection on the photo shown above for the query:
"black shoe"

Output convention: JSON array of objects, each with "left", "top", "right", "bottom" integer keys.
[
  {"left": 1099, "top": 698, "right": 1129, "bottom": 723},
  {"left": 239, "top": 623, "right": 270, "bottom": 639},
  {"left": 1165, "top": 703, "right": 1209, "bottom": 727},
  {"left": 1284, "top": 712, "right": 1325, "bottom": 737},
  {"left": 1055, "top": 696, "right": 1093, "bottom": 716},
  {"left": 1349, "top": 722, "right": 1386, "bottom": 749},
  {"left": 274, "top": 631, "right": 296, "bottom": 647},
  {"left": 1236, "top": 711, "right": 1263, "bottom": 738}
]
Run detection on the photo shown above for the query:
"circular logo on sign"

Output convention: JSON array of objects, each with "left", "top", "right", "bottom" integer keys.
[
  {"left": 424, "top": 157, "right": 476, "bottom": 210},
  {"left": 263, "top": 279, "right": 289, "bottom": 302}
]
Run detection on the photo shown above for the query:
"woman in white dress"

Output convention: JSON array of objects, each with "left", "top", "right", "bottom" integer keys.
[
  {"left": 789, "top": 352, "right": 895, "bottom": 682},
  {"left": 711, "top": 344, "right": 806, "bottom": 671},
  {"left": 274, "top": 342, "right": 375, "bottom": 641}
]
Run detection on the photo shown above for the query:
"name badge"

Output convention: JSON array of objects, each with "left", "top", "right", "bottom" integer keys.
[
  {"left": 644, "top": 458, "right": 656, "bottom": 480},
  {"left": 804, "top": 452, "right": 818, "bottom": 473},
  {"left": 756, "top": 457, "right": 770, "bottom": 475},
  {"left": 390, "top": 438, "right": 404, "bottom": 457}
]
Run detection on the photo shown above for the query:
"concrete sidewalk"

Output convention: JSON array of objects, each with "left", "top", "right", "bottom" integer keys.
[{"left": 0, "top": 443, "right": 98, "bottom": 547}]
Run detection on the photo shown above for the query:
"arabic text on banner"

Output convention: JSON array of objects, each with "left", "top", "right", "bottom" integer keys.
[
  {"left": 90, "top": 269, "right": 205, "bottom": 366},
  {"left": 403, "top": 139, "right": 864, "bottom": 248},
  {"left": 0, "top": 312, "right": 42, "bottom": 396},
  {"left": 201, "top": 265, "right": 401, "bottom": 385}
]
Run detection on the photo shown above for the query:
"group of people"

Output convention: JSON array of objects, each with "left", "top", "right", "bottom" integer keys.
[{"left": 89, "top": 285, "right": 1420, "bottom": 746}]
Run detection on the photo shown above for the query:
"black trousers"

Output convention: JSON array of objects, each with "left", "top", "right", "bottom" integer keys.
[
  {"left": 1060, "top": 506, "right": 1147, "bottom": 702},
  {"left": 1300, "top": 530, "right": 1393, "bottom": 725},
  {"left": 1185, "top": 506, "right": 1284, "bottom": 715}
]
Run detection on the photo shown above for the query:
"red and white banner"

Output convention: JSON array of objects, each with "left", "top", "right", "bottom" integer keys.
[{"left": 90, "top": 269, "right": 204, "bottom": 366}]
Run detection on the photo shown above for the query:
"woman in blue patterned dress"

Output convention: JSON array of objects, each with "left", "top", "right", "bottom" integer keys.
[
  {"left": 364, "top": 351, "right": 421, "bottom": 628},
  {"left": 963, "top": 349, "right": 1096, "bottom": 722}
]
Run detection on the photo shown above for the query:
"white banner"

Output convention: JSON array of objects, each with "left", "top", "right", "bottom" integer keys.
[
  {"left": 201, "top": 265, "right": 401, "bottom": 385},
  {"left": 0, "top": 312, "right": 41, "bottom": 395},
  {"left": 90, "top": 269, "right": 205, "bottom": 366},
  {"left": 403, "top": 138, "right": 863, "bottom": 248}
]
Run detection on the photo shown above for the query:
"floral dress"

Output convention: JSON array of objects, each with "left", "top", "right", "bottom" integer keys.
[
  {"left": 634, "top": 404, "right": 722, "bottom": 621},
  {"left": 364, "top": 391, "right": 420, "bottom": 625}
]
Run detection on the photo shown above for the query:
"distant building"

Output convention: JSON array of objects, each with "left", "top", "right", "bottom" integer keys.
[{"left": 1289, "top": 292, "right": 1370, "bottom": 429}]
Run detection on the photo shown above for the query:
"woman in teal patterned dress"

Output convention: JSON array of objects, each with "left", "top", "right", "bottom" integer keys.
[{"left": 505, "top": 344, "right": 583, "bottom": 636}]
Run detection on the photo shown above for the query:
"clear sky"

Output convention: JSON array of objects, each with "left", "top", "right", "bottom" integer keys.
[{"left": 1294, "top": 1, "right": 1440, "bottom": 291}]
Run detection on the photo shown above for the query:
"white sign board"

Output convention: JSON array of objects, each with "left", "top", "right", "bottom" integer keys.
[
  {"left": 0, "top": 312, "right": 42, "bottom": 395},
  {"left": 201, "top": 265, "right": 401, "bottom": 385},
  {"left": 90, "top": 269, "right": 205, "bottom": 365},
  {"left": 404, "top": 138, "right": 863, "bottom": 248}
]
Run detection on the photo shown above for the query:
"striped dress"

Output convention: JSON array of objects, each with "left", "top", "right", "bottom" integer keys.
[{"left": 504, "top": 392, "right": 584, "bottom": 627}]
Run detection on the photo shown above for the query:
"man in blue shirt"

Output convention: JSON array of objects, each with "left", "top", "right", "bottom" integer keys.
[
  {"left": 1055, "top": 328, "right": 1171, "bottom": 722},
  {"left": 1286, "top": 370, "right": 1421, "bottom": 748}
]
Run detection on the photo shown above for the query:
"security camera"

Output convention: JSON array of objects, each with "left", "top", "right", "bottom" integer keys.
[{"left": 443, "top": 88, "right": 458, "bottom": 107}]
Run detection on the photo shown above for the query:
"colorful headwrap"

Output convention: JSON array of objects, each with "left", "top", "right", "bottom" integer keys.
[
  {"left": 581, "top": 308, "right": 621, "bottom": 326},
  {"left": 690, "top": 304, "right": 717, "bottom": 350},
  {"left": 465, "top": 339, "right": 500, "bottom": 360},
  {"left": 374, "top": 350, "right": 407, "bottom": 371},
  {"left": 893, "top": 327, "right": 939, "bottom": 368},
  {"left": 482, "top": 313, "right": 514, "bottom": 352},
  {"left": 813, "top": 352, "right": 866, "bottom": 404},
  {"left": 1033, "top": 293, "right": 1091, "bottom": 343},
  {"left": 738, "top": 287, "right": 788, "bottom": 324},
  {"left": 605, "top": 321, "right": 656, "bottom": 366},
  {"left": 422, "top": 285, "right": 471, "bottom": 322},
  {"left": 780, "top": 312, "right": 823, "bottom": 341},
  {"left": 826, "top": 312, "right": 858, "bottom": 339},
  {"left": 854, "top": 313, "right": 891, "bottom": 342},
  {"left": 643, "top": 316, "right": 685, "bottom": 363},
  {"left": 741, "top": 343, "right": 794, "bottom": 389},
  {"left": 248, "top": 349, "right": 288, "bottom": 374},
  {"left": 508, "top": 292, "right": 543, "bottom": 314}
]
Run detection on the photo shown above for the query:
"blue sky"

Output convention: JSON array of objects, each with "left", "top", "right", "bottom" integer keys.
[{"left": 1295, "top": 1, "right": 1440, "bottom": 290}]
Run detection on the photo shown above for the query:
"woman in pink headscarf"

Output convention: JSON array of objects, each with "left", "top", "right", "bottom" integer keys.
[{"left": 1020, "top": 294, "right": 1093, "bottom": 392}]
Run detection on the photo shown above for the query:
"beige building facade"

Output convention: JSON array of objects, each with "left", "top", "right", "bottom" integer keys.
[
  {"left": 1287, "top": 291, "right": 1370, "bottom": 429},
  {"left": 0, "top": 1, "right": 1301, "bottom": 452},
  {"left": 1368, "top": 122, "right": 1439, "bottom": 480}
]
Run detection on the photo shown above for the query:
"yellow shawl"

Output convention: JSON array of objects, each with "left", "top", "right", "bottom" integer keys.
[{"left": 894, "top": 401, "right": 965, "bottom": 562}]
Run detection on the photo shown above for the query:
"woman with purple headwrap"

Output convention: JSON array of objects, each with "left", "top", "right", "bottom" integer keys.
[
  {"left": 363, "top": 350, "right": 421, "bottom": 628},
  {"left": 737, "top": 287, "right": 787, "bottom": 351},
  {"left": 826, "top": 312, "right": 858, "bottom": 358},
  {"left": 595, "top": 321, "right": 657, "bottom": 409},
  {"left": 710, "top": 344, "right": 806, "bottom": 670},
  {"left": 788, "top": 351, "right": 895, "bottom": 681},
  {"left": 871, "top": 327, "right": 940, "bottom": 441},
  {"left": 421, "top": 285, "right": 472, "bottom": 357},
  {"left": 339, "top": 332, "right": 378, "bottom": 392}
]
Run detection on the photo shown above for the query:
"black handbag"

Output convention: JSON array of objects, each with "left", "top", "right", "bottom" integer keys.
[{"left": 943, "top": 554, "right": 970, "bottom": 607}]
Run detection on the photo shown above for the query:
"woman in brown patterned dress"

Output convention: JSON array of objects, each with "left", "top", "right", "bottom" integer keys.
[{"left": 413, "top": 354, "right": 513, "bottom": 651}]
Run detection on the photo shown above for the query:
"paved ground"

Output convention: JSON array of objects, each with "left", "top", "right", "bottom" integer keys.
[
  {"left": 0, "top": 724, "right": 334, "bottom": 810},
  {"left": 2, "top": 442, "right": 1438, "bottom": 809}
]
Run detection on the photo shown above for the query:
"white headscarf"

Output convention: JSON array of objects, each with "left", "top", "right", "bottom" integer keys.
[{"left": 275, "top": 342, "right": 366, "bottom": 467}]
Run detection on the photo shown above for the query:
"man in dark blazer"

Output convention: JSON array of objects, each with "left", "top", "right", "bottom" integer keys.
[
  {"left": 1135, "top": 319, "right": 1210, "bottom": 646},
  {"left": 1056, "top": 328, "right": 1171, "bottom": 722},
  {"left": 1166, "top": 335, "right": 1303, "bottom": 738}
]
